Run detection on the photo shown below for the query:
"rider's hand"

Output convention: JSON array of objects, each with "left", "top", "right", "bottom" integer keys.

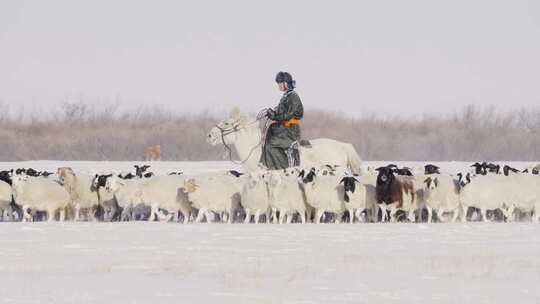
[{"left": 266, "top": 108, "right": 275, "bottom": 119}]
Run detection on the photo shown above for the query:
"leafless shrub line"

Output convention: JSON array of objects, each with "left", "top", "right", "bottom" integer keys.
[{"left": 0, "top": 102, "right": 539, "bottom": 161}]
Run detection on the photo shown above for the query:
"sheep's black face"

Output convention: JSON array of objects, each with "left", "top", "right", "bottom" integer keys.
[
  {"left": 471, "top": 163, "right": 487, "bottom": 175},
  {"left": 26, "top": 168, "right": 38, "bottom": 177},
  {"left": 395, "top": 168, "right": 413, "bottom": 176},
  {"left": 302, "top": 168, "right": 316, "bottom": 183},
  {"left": 340, "top": 176, "right": 359, "bottom": 203},
  {"left": 376, "top": 167, "right": 394, "bottom": 186},
  {"left": 15, "top": 168, "right": 26, "bottom": 175},
  {"left": 458, "top": 172, "right": 472, "bottom": 187},
  {"left": 340, "top": 177, "right": 358, "bottom": 193},
  {"left": 503, "top": 165, "right": 518, "bottom": 176},
  {"left": 96, "top": 174, "right": 112, "bottom": 188},
  {"left": 134, "top": 165, "right": 151, "bottom": 177},
  {"left": 119, "top": 173, "right": 135, "bottom": 180},
  {"left": 486, "top": 163, "right": 500, "bottom": 174},
  {"left": 424, "top": 164, "right": 440, "bottom": 175},
  {"left": 0, "top": 171, "right": 12, "bottom": 185}
]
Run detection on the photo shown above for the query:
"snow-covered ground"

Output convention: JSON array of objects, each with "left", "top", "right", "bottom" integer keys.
[
  {"left": 1, "top": 160, "right": 539, "bottom": 303},
  {"left": 0, "top": 223, "right": 539, "bottom": 303}
]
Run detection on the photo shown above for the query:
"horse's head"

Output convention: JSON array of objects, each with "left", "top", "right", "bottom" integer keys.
[{"left": 207, "top": 108, "right": 249, "bottom": 146}]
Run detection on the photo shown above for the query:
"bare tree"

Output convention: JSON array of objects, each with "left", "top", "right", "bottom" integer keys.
[{"left": 0, "top": 102, "right": 539, "bottom": 161}]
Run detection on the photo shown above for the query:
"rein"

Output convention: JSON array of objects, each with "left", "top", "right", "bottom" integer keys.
[{"left": 216, "top": 109, "right": 270, "bottom": 165}]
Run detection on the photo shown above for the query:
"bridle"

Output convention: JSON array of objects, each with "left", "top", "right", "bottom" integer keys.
[{"left": 214, "top": 109, "right": 270, "bottom": 165}]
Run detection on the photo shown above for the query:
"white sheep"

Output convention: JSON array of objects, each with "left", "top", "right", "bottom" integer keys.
[
  {"left": 105, "top": 175, "right": 146, "bottom": 221},
  {"left": 421, "top": 175, "right": 461, "bottom": 222},
  {"left": 264, "top": 169, "right": 307, "bottom": 224},
  {"left": 182, "top": 174, "right": 242, "bottom": 223},
  {"left": 339, "top": 175, "right": 368, "bottom": 223},
  {"left": 317, "top": 166, "right": 373, "bottom": 223},
  {"left": 240, "top": 171, "right": 270, "bottom": 224},
  {"left": 57, "top": 167, "right": 100, "bottom": 221},
  {"left": 354, "top": 174, "right": 378, "bottom": 222},
  {"left": 92, "top": 174, "right": 119, "bottom": 221},
  {"left": 459, "top": 175, "right": 511, "bottom": 222},
  {"left": 11, "top": 175, "right": 71, "bottom": 222},
  {"left": 493, "top": 174, "right": 540, "bottom": 222},
  {"left": 299, "top": 168, "right": 345, "bottom": 224},
  {"left": 140, "top": 175, "right": 192, "bottom": 223},
  {"left": 0, "top": 180, "right": 13, "bottom": 221}
]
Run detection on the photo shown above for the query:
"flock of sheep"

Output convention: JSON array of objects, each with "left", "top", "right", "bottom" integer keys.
[{"left": 1, "top": 161, "right": 540, "bottom": 223}]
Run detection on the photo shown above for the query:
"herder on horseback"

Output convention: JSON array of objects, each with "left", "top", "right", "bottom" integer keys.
[{"left": 260, "top": 71, "right": 304, "bottom": 170}]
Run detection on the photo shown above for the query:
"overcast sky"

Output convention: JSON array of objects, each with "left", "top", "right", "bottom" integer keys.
[{"left": 1, "top": 0, "right": 539, "bottom": 117}]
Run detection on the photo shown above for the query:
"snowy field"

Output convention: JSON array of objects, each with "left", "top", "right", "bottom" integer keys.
[
  {"left": 0, "top": 223, "right": 539, "bottom": 303},
  {"left": 0, "top": 161, "right": 539, "bottom": 303}
]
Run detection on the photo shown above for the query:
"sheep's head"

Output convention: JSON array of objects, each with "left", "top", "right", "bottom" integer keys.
[
  {"left": 184, "top": 178, "right": 199, "bottom": 193},
  {"left": 424, "top": 164, "right": 440, "bottom": 175},
  {"left": 11, "top": 175, "right": 29, "bottom": 192},
  {"left": 339, "top": 176, "right": 360, "bottom": 202},
  {"left": 57, "top": 167, "right": 74, "bottom": 183},
  {"left": 457, "top": 172, "right": 471, "bottom": 188},
  {"left": 282, "top": 167, "right": 301, "bottom": 177},
  {"left": 319, "top": 164, "right": 340, "bottom": 176},
  {"left": 134, "top": 165, "right": 151, "bottom": 177},
  {"left": 246, "top": 172, "right": 264, "bottom": 188},
  {"left": 92, "top": 174, "right": 112, "bottom": 191},
  {"left": 423, "top": 177, "right": 439, "bottom": 192},
  {"left": 299, "top": 168, "right": 317, "bottom": 184},
  {"left": 0, "top": 170, "right": 13, "bottom": 185},
  {"left": 105, "top": 176, "right": 123, "bottom": 193},
  {"left": 262, "top": 171, "right": 282, "bottom": 188},
  {"left": 375, "top": 166, "right": 395, "bottom": 186}
]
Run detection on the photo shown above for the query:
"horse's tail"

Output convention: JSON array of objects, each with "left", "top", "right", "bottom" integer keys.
[{"left": 344, "top": 143, "right": 362, "bottom": 175}]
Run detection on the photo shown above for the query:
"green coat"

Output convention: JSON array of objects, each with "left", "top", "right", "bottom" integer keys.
[{"left": 260, "top": 89, "right": 304, "bottom": 169}]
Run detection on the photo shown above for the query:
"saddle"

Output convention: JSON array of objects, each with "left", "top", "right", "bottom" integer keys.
[
  {"left": 288, "top": 139, "right": 311, "bottom": 150},
  {"left": 299, "top": 139, "right": 312, "bottom": 147}
]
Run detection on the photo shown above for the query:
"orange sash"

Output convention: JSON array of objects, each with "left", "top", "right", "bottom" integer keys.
[{"left": 280, "top": 117, "right": 301, "bottom": 127}]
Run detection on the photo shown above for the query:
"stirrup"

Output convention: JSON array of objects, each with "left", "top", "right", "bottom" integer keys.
[{"left": 285, "top": 141, "right": 300, "bottom": 167}]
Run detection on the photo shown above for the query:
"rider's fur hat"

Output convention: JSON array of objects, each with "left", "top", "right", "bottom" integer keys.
[{"left": 275, "top": 71, "right": 296, "bottom": 89}]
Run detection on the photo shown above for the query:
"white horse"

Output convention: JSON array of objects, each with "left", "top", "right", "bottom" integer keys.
[{"left": 207, "top": 109, "right": 363, "bottom": 173}]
